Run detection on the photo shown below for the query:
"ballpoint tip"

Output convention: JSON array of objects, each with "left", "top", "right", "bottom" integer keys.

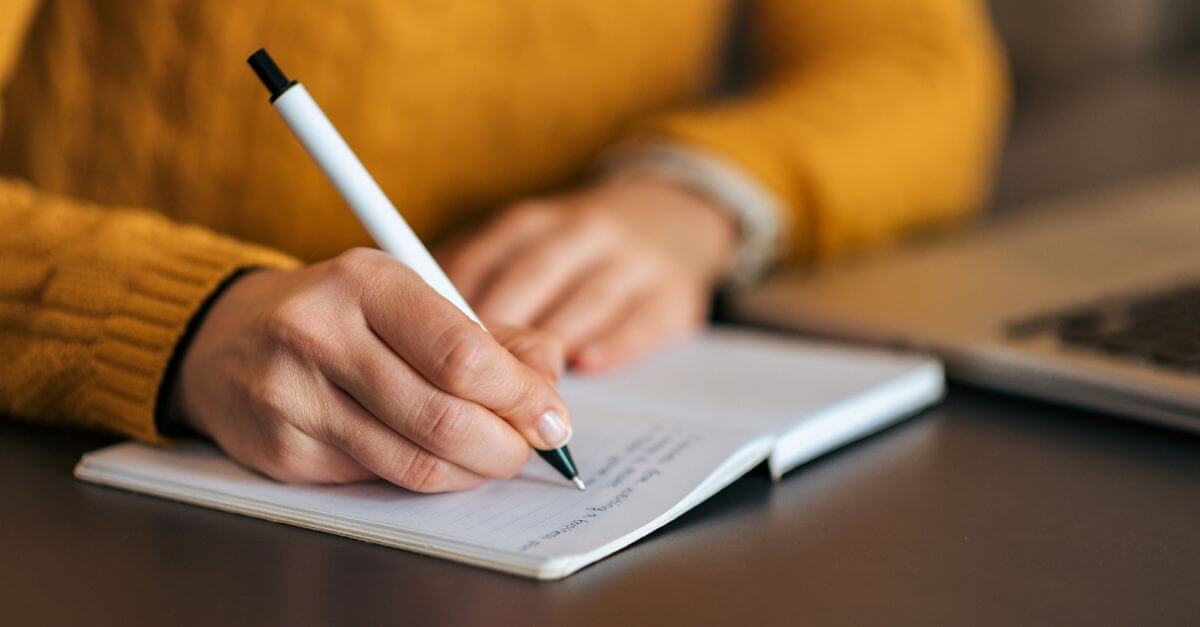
[{"left": 572, "top": 476, "right": 587, "bottom": 491}]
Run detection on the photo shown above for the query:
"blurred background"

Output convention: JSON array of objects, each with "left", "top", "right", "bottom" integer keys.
[
  {"left": 719, "top": 0, "right": 1200, "bottom": 219},
  {"left": 988, "top": 0, "right": 1200, "bottom": 211}
]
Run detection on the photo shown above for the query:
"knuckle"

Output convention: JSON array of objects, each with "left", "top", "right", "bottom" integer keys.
[
  {"left": 397, "top": 449, "right": 445, "bottom": 493},
  {"left": 506, "top": 201, "right": 554, "bottom": 228},
  {"left": 355, "top": 356, "right": 391, "bottom": 398},
  {"left": 248, "top": 370, "right": 299, "bottom": 419},
  {"left": 264, "top": 298, "right": 330, "bottom": 358},
  {"left": 513, "top": 328, "right": 564, "bottom": 366},
  {"left": 303, "top": 401, "right": 341, "bottom": 445},
  {"left": 259, "top": 432, "right": 318, "bottom": 483},
  {"left": 532, "top": 330, "right": 565, "bottom": 362},
  {"left": 431, "top": 323, "right": 488, "bottom": 391},
  {"left": 418, "top": 394, "right": 472, "bottom": 451},
  {"left": 328, "top": 247, "right": 386, "bottom": 288},
  {"left": 568, "top": 210, "right": 617, "bottom": 241},
  {"left": 333, "top": 246, "right": 384, "bottom": 273}
]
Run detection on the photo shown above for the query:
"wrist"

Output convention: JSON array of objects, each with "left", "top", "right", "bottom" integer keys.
[
  {"left": 157, "top": 267, "right": 263, "bottom": 438},
  {"left": 584, "top": 176, "right": 739, "bottom": 286},
  {"left": 621, "top": 176, "right": 739, "bottom": 280},
  {"left": 598, "top": 140, "right": 789, "bottom": 284}
]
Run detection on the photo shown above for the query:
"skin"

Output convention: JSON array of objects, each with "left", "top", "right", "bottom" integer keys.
[
  {"left": 169, "top": 248, "right": 572, "bottom": 493},
  {"left": 438, "top": 177, "right": 739, "bottom": 373},
  {"left": 170, "top": 178, "right": 735, "bottom": 492}
]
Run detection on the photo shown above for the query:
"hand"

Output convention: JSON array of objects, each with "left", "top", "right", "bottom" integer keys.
[
  {"left": 438, "top": 177, "right": 738, "bottom": 373},
  {"left": 165, "top": 248, "right": 571, "bottom": 493}
]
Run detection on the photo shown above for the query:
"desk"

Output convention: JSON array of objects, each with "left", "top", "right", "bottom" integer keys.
[{"left": 3, "top": 386, "right": 1198, "bottom": 626}]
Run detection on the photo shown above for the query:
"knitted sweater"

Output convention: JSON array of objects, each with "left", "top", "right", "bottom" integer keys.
[{"left": 0, "top": 0, "right": 1007, "bottom": 441}]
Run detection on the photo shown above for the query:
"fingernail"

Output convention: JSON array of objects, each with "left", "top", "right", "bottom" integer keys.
[{"left": 536, "top": 411, "right": 572, "bottom": 449}]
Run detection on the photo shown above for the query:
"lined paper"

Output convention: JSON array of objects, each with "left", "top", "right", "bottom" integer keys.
[{"left": 78, "top": 397, "right": 765, "bottom": 564}]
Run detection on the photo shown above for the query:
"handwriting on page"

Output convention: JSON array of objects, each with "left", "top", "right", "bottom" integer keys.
[
  {"left": 514, "top": 425, "right": 702, "bottom": 552},
  {"left": 85, "top": 410, "right": 742, "bottom": 566},
  {"left": 288, "top": 419, "right": 711, "bottom": 554}
]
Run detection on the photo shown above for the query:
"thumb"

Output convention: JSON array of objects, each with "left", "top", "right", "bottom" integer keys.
[{"left": 488, "top": 322, "right": 565, "bottom": 384}]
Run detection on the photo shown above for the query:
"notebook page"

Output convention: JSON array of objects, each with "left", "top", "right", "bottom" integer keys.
[
  {"left": 558, "top": 328, "right": 935, "bottom": 436},
  {"left": 76, "top": 399, "right": 768, "bottom": 577}
]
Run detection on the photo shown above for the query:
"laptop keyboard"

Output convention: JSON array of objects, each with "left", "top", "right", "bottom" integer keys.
[{"left": 1007, "top": 281, "right": 1200, "bottom": 373}]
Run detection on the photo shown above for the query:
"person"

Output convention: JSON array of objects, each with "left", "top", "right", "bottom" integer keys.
[{"left": 0, "top": 1, "right": 1007, "bottom": 492}]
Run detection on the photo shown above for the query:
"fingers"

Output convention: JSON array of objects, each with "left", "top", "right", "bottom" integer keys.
[
  {"left": 226, "top": 421, "right": 375, "bottom": 485},
  {"left": 472, "top": 213, "right": 615, "bottom": 324},
  {"left": 320, "top": 327, "right": 531, "bottom": 480},
  {"left": 489, "top": 323, "right": 566, "bottom": 383},
  {"left": 574, "top": 287, "right": 704, "bottom": 373},
  {"left": 438, "top": 194, "right": 719, "bottom": 373},
  {"left": 358, "top": 258, "right": 573, "bottom": 451},
  {"left": 440, "top": 202, "right": 560, "bottom": 301},
  {"left": 536, "top": 257, "right": 658, "bottom": 353},
  {"left": 315, "top": 386, "right": 490, "bottom": 493}
]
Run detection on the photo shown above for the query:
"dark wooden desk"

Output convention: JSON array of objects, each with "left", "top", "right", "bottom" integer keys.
[{"left": 3, "top": 386, "right": 1198, "bottom": 627}]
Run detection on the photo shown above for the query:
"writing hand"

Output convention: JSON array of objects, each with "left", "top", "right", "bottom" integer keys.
[{"left": 165, "top": 248, "right": 571, "bottom": 492}]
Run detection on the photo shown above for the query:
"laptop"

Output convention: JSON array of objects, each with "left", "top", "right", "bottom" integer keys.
[{"left": 731, "top": 167, "right": 1200, "bottom": 432}]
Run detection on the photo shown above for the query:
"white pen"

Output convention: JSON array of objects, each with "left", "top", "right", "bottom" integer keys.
[{"left": 247, "top": 49, "right": 584, "bottom": 491}]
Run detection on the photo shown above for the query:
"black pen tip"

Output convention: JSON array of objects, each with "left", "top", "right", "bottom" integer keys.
[{"left": 537, "top": 447, "right": 583, "bottom": 490}]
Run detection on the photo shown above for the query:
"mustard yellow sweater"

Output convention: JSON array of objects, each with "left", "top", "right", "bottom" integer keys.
[{"left": 0, "top": 0, "right": 1007, "bottom": 442}]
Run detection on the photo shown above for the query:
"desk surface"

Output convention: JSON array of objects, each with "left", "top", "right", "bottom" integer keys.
[{"left": 3, "top": 386, "right": 1198, "bottom": 627}]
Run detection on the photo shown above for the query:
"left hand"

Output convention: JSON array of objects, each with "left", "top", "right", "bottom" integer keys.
[{"left": 438, "top": 177, "right": 737, "bottom": 373}]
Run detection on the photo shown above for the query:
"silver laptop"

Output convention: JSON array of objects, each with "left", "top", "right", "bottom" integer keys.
[{"left": 732, "top": 167, "right": 1200, "bottom": 432}]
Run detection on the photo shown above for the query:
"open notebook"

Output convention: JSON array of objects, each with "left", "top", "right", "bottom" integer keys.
[{"left": 76, "top": 328, "right": 943, "bottom": 579}]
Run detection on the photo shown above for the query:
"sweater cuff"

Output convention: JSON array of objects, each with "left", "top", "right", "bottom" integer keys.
[{"left": 88, "top": 229, "right": 298, "bottom": 444}]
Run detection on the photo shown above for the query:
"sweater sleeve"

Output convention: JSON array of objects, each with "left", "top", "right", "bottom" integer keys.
[
  {"left": 0, "top": 2, "right": 300, "bottom": 441},
  {"left": 628, "top": 0, "right": 1009, "bottom": 263},
  {"left": 0, "top": 183, "right": 300, "bottom": 442}
]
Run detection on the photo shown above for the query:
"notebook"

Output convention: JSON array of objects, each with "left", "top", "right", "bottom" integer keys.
[{"left": 75, "top": 328, "right": 943, "bottom": 580}]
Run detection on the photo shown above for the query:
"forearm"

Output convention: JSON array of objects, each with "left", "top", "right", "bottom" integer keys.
[{"left": 627, "top": 0, "right": 1009, "bottom": 264}]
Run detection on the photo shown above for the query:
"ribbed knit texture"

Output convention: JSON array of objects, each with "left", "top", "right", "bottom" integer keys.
[
  {"left": 0, "top": 180, "right": 298, "bottom": 442},
  {"left": 0, "top": 0, "right": 1006, "bottom": 441}
]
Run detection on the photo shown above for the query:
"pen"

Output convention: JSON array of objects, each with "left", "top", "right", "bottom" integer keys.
[{"left": 247, "top": 48, "right": 585, "bottom": 491}]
